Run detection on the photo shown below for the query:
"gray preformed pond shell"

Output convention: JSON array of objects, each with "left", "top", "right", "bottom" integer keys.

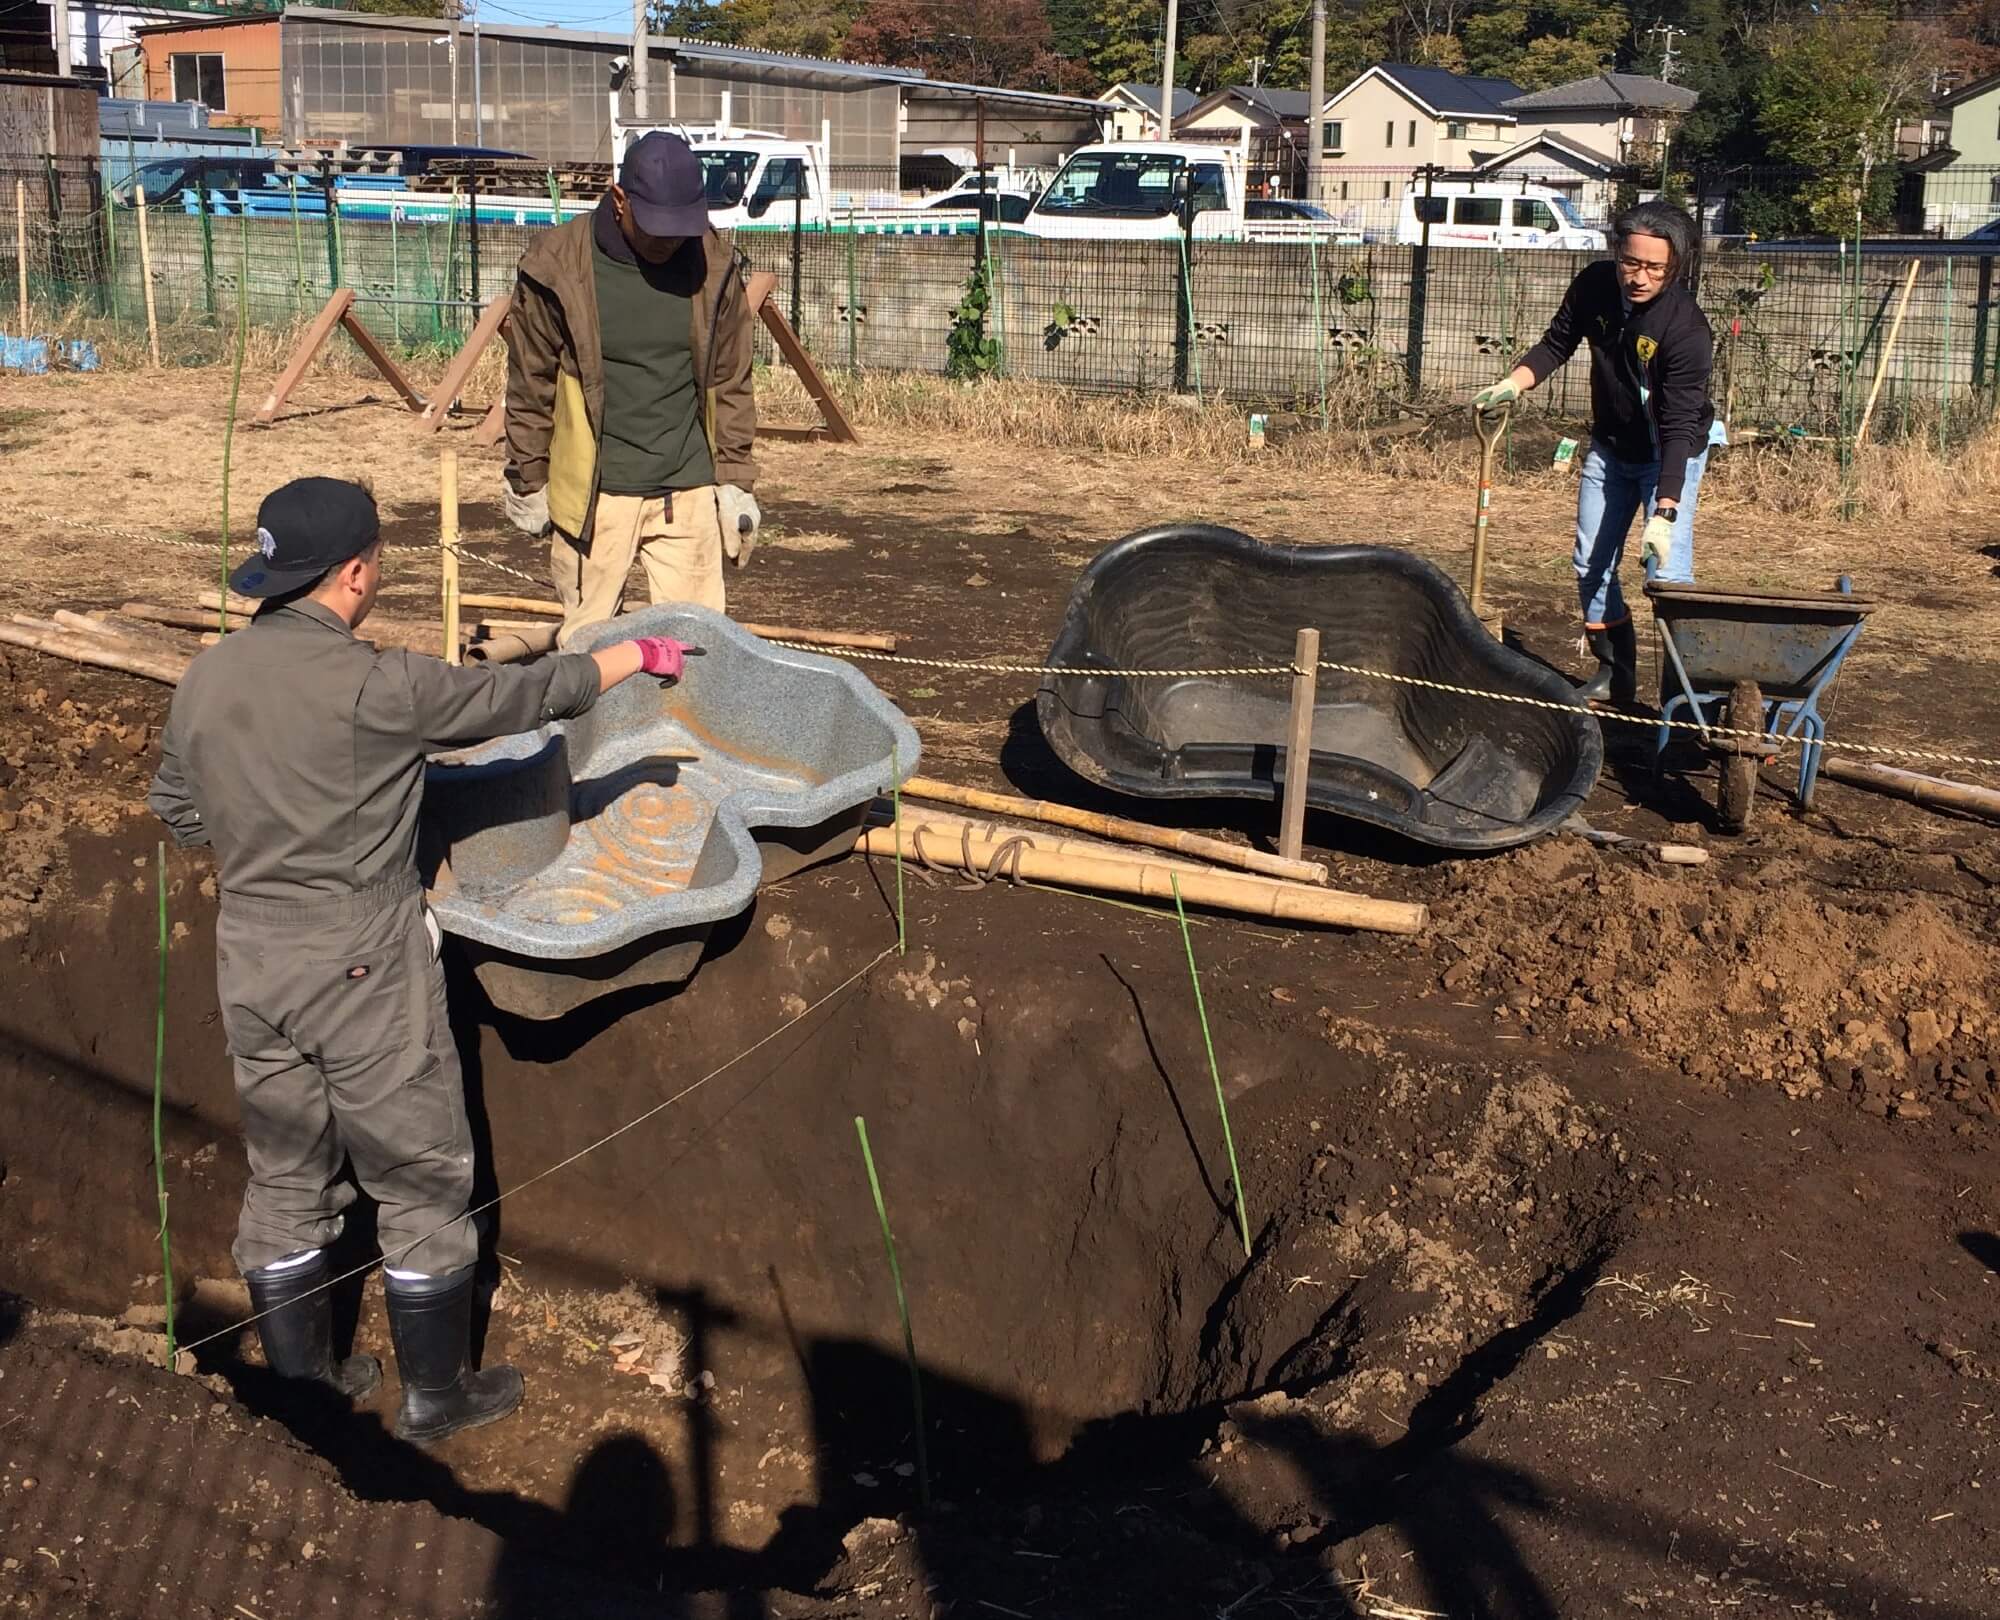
[
  {"left": 420, "top": 604, "right": 920, "bottom": 1018},
  {"left": 1036, "top": 525, "right": 1603, "bottom": 852}
]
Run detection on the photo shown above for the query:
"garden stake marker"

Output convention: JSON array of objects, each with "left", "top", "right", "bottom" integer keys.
[
  {"left": 891, "top": 742, "right": 906, "bottom": 956},
  {"left": 854, "top": 1115, "right": 930, "bottom": 1506},
  {"left": 153, "top": 841, "right": 177, "bottom": 1367},
  {"left": 218, "top": 211, "right": 250, "bottom": 633},
  {"left": 1171, "top": 873, "right": 1251, "bottom": 1256}
]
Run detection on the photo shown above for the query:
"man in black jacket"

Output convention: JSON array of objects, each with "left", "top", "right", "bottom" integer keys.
[{"left": 1474, "top": 202, "right": 1718, "bottom": 705}]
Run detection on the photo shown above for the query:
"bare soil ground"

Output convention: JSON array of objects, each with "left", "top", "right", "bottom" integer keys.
[{"left": 1, "top": 365, "right": 1999, "bottom": 1620}]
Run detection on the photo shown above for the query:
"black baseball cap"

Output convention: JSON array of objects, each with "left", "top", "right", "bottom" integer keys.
[
  {"left": 228, "top": 478, "right": 380, "bottom": 599},
  {"left": 617, "top": 131, "right": 709, "bottom": 240}
]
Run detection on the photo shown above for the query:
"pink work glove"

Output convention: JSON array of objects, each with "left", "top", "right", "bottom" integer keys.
[{"left": 633, "top": 636, "right": 695, "bottom": 681}]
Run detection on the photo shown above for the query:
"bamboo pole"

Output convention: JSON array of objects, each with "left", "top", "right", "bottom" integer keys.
[
  {"left": 191, "top": 591, "right": 449, "bottom": 654},
  {"left": 1855, "top": 259, "right": 1921, "bottom": 450},
  {"left": 0, "top": 623, "right": 189, "bottom": 685},
  {"left": 859, "top": 824, "right": 1424, "bottom": 934},
  {"left": 902, "top": 776, "right": 1329, "bottom": 885},
  {"left": 456, "top": 593, "right": 899, "bottom": 651},
  {"left": 1278, "top": 627, "right": 1320, "bottom": 863},
  {"left": 873, "top": 803, "right": 1226, "bottom": 877},
  {"left": 1820, "top": 756, "right": 2000, "bottom": 826},
  {"left": 465, "top": 623, "right": 557, "bottom": 664},
  {"left": 440, "top": 448, "right": 461, "bottom": 665},
  {"left": 135, "top": 182, "right": 160, "bottom": 369},
  {"left": 52, "top": 609, "right": 128, "bottom": 641},
  {"left": 14, "top": 179, "right": 25, "bottom": 334}
]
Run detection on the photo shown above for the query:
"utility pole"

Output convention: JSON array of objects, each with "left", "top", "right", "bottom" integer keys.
[
  {"left": 633, "top": 0, "right": 651, "bottom": 120},
  {"left": 470, "top": 0, "right": 483, "bottom": 147},
  {"left": 51, "top": 0, "right": 70, "bottom": 76},
  {"left": 1307, "top": 0, "right": 1325, "bottom": 204},
  {"left": 1159, "top": 0, "right": 1178, "bottom": 140},
  {"left": 1247, "top": 55, "right": 1264, "bottom": 87},
  {"left": 446, "top": 0, "right": 462, "bottom": 145},
  {"left": 1647, "top": 22, "right": 1683, "bottom": 84}
]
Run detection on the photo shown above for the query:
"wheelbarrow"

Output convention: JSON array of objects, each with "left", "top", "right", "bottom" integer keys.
[{"left": 1643, "top": 560, "right": 1873, "bottom": 831}]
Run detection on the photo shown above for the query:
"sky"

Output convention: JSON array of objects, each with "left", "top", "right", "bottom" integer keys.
[{"left": 473, "top": 0, "right": 649, "bottom": 38}]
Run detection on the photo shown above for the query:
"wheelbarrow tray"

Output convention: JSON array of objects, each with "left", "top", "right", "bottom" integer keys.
[
  {"left": 1036, "top": 525, "right": 1603, "bottom": 853},
  {"left": 419, "top": 605, "right": 919, "bottom": 1018},
  {"left": 1643, "top": 579, "right": 1874, "bottom": 702}
]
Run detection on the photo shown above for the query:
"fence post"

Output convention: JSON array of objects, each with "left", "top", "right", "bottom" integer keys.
[
  {"left": 1975, "top": 255, "right": 1995, "bottom": 395},
  {"left": 289, "top": 175, "right": 305, "bottom": 310},
  {"left": 845, "top": 204, "right": 857, "bottom": 374},
  {"left": 1173, "top": 183, "right": 1195, "bottom": 394},
  {"left": 465, "top": 168, "right": 481, "bottom": 337},
  {"left": 321, "top": 160, "right": 340, "bottom": 289},
  {"left": 87, "top": 158, "right": 108, "bottom": 316},
  {"left": 101, "top": 166, "right": 117, "bottom": 318},
  {"left": 197, "top": 157, "right": 217, "bottom": 317},
  {"left": 1405, "top": 164, "right": 1434, "bottom": 397},
  {"left": 15, "top": 179, "right": 26, "bottom": 334},
  {"left": 790, "top": 161, "right": 804, "bottom": 334}
]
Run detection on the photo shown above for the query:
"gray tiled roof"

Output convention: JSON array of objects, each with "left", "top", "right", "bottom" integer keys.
[{"left": 1501, "top": 73, "right": 1698, "bottom": 113}]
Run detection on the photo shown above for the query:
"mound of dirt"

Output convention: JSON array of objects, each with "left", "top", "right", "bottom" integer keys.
[{"left": 1427, "top": 838, "right": 2000, "bottom": 1120}]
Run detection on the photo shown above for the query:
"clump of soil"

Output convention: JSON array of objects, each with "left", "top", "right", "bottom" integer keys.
[{"left": 1428, "top": 839, "right": 2000, "bottom": 1120}]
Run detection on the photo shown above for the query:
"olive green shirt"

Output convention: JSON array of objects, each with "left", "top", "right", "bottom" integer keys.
[
  {"left": 148, "top": 600, "right": 602, "bottom": 904},
  {"left": 592, "top": 239, "right": 717, "bottom": 497}
]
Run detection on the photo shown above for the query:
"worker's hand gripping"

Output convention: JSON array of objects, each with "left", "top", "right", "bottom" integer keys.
[
  {"left": 504, "top": 480, "right": 550, "bottom": 537},
  {"left": 633, "top": 637, "right": 700, "bottom": 683},
  {"left": 1472, "top": 377, "right": 1521, "bottom": 416},
  {"left": 1640, "top": 509, "right": 1675, "bottom": 568},
  {"left": 717, "top": 485, "right": 761, "bottom": 568}
]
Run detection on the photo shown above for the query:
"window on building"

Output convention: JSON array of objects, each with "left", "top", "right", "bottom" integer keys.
[
  {"left": 1321, "top": 120, "right": 1342, "bottom": 153},
  {"left": 1339, "top": 181, "right": 1350, "bottom": 200},
  {"left": 1381, "top": 181, "right": 1392, "bottom": 199},
  {"left": 1385, "top": 120, "right": 1395, "bottom": 148},
  {"left": 170, "top": 52, "right": 226, "bottom": 112},
  {"left": 1446, "top": 120, "right": 1467, "bottom": 141},
  {"left": 1408, "top": 119, "right": 1416, "bottom": 146},
  {"left": 1454, "top": 197, "right": 1504, "bottom": 227}
]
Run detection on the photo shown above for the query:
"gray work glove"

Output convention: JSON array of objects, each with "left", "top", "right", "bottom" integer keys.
[
  {"left": 717, "top": 484, "right": 761, "bottom": 568},
  {"left": 1472, "top": 377, "right": 1521, "bottom": 416},
  {"left": 504, "top": 480, "right": 550, "bottom": 537}
]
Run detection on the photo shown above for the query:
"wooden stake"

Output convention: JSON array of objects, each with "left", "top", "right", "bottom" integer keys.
[
  {"left": 135, "top": 182, "right": 161, "bottom": 369},
  {"left": 1855, "top": 259, "right": 1921, "bottom": 451},
  {"left": 14, "top": 179, "right": 25, "bottom": 334},
  {"left": 1278, "top": 627, "right": 1320, "bottom": 864},
  {"left": 859, "top": 823, "right": 1422, "bottom": 934},
  {"left": 52, "top": 609, "right": 126, "bottom": 641},
  {"left": 1820, "top": 756, "right": 2000, "bottom": 826},
  {"left": 902, "top": 775, "right": 1327, "bottom": 885},
  {"left": 876, "top": 803, "right": 1227, "bottom": 877},
  {"left": 415, "top": 294, "right": 511, "bottom": 431},
  {"left": 0, "top": 622, "right": 189, "bottom": 685},
  {"left": 439, "top": 448, "right": 461, "bottom": 664},
  {"left": 746, "top": 268, "right": 860, "bottom": 444}
]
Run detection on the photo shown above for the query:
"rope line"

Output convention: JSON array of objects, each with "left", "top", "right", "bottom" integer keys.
[
  {"left": 54, "top": 512, "right": 2000, "bottom": 772},
  {"left": 175, "top": 945, "right": 893, "bottom": 1357}
]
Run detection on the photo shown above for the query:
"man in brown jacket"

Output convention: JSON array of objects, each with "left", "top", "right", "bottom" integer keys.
[{"left": 503, "top": 132, "right": 760, "bottom": 649}]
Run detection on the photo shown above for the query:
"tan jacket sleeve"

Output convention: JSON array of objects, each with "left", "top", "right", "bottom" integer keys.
[
  {"left": 504, "top": 270, "right": 564, "bottom": 495},
  {"left": 708, "top": 256, "right": 759, "bottom": 492}
]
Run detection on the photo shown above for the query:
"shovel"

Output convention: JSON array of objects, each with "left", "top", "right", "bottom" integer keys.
[{"left": 1468, "top": 402, "right": 1509, "bottom": 640}]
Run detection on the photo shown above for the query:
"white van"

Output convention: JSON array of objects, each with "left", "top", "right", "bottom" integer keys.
[{"left": 1394, "top": 183, "right": 1606, "bottom": 250}]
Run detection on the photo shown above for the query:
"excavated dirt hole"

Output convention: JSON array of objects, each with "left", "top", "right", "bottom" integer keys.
[{"left": 1, "top": 848, "right": 1642, "bottom": 1573}]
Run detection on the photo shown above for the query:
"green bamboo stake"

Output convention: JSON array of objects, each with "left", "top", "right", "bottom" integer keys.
[
  {"left": 1309, "top": 234, "right": 1327, "bottom": 432},
  {"left": 1170, "top": 873, "right": 1250, "bottom": 1256},
  {"left": 153, "top": 841, "right": 177, "bottom": 1368},
  {"left": 845, "top": 204, "right": 858, "bottom": 374},
  {"left": 891, "top": 743, "right": 906, "bottom": 956},
  {"left": 218, "top": 212, "right": 248, "bottom": 633},
  {"left": 289, "top": 177, "right": 305, "bottom": 312},
  {"left": 853, "top": 1115, "right": 930, "bottom": 1508}
]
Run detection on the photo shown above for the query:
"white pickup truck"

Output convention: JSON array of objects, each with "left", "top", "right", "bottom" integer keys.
[{"left": 1012, "top": 136, "right": 1353, "bottom": 243}]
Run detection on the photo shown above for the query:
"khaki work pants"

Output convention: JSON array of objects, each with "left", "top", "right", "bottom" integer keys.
[
  {"left": 216, "top": 874, "right": 478, "bottom": 1278},
  {"left": 551, "top": 485, "right": 725, "bottom": 650}
]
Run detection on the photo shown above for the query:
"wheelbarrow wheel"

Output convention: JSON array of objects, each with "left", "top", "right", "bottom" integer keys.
[{"left": 1717, "top": 678, "right": 1763, "bottom": 832}]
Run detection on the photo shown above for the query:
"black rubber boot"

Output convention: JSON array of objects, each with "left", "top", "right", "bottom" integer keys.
[
  {"left": 1576, "top": 628, "right": 1618, "bottom": 702},
  {"left": 1606, "top": 618, "right": 1638, "bottom": 708},
  {"left": 383, "top": 1266, "right": 523, "bottom": 1445},
  {"left": 245, "top": 1253, "right": 381, "bottom": 1399}
]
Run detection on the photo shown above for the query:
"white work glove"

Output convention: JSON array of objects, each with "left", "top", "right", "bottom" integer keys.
[
  {"left": 717, "top": 484, "right": 761, "bottom": 568},
  {"left": 1472, "top": 377, "right": 1521, "bottom": 415},
  {"left": 504, "top": 480, "right": 550, "bottom": 537},
  {"left": 1640, "top": 509, "right": 1675, "bottom": 567}
]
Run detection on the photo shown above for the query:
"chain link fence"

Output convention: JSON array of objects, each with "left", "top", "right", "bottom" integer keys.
[{"left": 6, "top": 154, "right": 1999, "bottom": 443}]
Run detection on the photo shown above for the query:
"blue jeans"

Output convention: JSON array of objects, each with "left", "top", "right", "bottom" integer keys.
[{"left": 1574, "top": 439, "right": 1708, "bottom": 628}]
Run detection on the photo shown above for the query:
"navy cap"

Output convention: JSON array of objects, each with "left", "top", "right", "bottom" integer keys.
[
  {"left": 228, "top": 478, "right": 380, "bottom": 599},
  {"left": 618, "top": 131, "right": 709, "bottom": 240}
]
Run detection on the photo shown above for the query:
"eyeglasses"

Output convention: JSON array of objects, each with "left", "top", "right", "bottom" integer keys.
[{"left": 1616, "top": 254, "right": 1671, "bottom": 280}]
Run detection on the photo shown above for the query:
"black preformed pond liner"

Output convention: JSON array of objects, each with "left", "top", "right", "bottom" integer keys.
[{"left": 1036, "top": 525, "right": 1603, "bottom": 853}]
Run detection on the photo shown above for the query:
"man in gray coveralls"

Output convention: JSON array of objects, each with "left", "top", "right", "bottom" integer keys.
[{"left": 150, "top": 476, "right": 691, "bottom": 1444}]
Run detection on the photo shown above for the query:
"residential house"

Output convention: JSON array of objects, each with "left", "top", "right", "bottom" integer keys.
[
  {"left": 1177, "top": 83, "right": 1313, "bottom": 194},
  {"left": 1916, "top": 70, "right": 2000, "bottom": 234},
  {"left": 136, "top": 13, "right": 280, "bottom": 131},
  {"left": 1469, "top": 130, "right": 1622, "bottom": 226},
  {"left": 1497, "top": 73, "right": 1695, "bottom": 171},
  {"left": 1097, "top": 81, "right": 1197, "bottom": 141},
  {"left": 1314, "top": 63, "right": 1523, "bottom": 205}
]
